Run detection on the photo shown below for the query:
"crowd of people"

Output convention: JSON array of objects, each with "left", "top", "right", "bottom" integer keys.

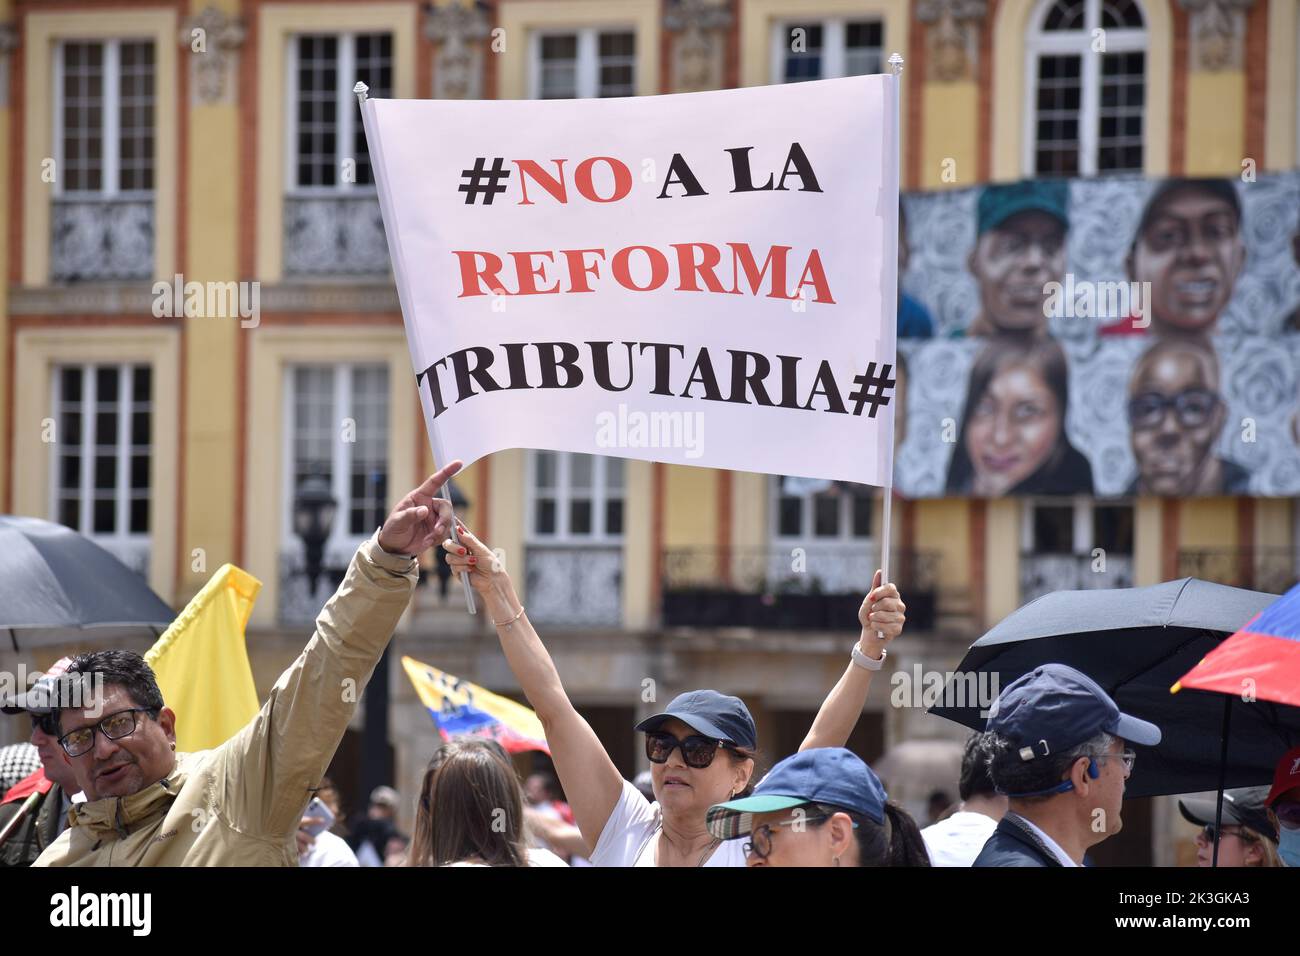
[{"left": 1, "top": 461, "right": 1297, "bottom": 867}]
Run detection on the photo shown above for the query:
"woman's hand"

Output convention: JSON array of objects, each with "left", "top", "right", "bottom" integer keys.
[
  {"left": 442, "top": 524, "right": 521, "bottom": 618},
  {"left": 858, "top": 569, "right": 905, "bottom": 657}
]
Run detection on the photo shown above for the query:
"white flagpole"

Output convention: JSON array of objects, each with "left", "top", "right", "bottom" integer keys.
[
  {"left": 878, "top": 53, "right": 904, "bottom": 629},
  {"left": 356, "top": 80, "right": 477, "bottom": 614}
]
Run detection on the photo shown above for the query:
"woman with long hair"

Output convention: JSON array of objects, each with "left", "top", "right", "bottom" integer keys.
[
  {"left": 945, "top": 336, "right": 1093, "bottom": 496},
  {"left": 407, "top": 737, "right": 565, "bottom": 867}
]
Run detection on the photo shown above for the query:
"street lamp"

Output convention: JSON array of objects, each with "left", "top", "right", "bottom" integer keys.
[{"left": 293, "top": 471, "right": 337, "bottom": 594}]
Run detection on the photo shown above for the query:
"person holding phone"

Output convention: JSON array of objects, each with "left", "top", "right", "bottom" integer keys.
[{"left": 297, "top": 778, "right": 358, "bottom": 867}]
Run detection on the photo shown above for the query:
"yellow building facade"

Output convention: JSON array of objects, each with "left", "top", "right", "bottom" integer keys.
[{"left": 0, "top": 0, "right": 1296, "bottom": 866}]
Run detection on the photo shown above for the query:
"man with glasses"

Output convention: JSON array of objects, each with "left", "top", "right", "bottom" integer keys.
[
  {"left": 29, "top": 460, "right": 462, "bottom": 867},
  {"left": 974, "top": 663, "right": 1161, "bottom": 867},
  {"left": 0, "top": 658, "right": 82, "bottom": 865},
  {"left": 1125, "top": 338, "right": 1249, "bottom": 496}
]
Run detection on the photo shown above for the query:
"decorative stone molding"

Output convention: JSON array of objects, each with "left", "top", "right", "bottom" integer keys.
[
  {"left": 179, "top": 6, "right": 246, "bottom": 106},
  {"left": 664, "top": 0, "right": 732, "bottom": 93},
  {"left": 425, "top": 0, "right": 492, "bottom": 100},
  {"left": 916, "top": 0, "right": 987, "bottom": 84},
  {"left": 1179, "top": 0, "right": 1255, "bottom": 72}
]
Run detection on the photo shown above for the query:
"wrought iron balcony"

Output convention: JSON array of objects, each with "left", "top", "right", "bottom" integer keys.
[
  {"left": 283, "top": 193, "right": 391, "bottom": 277},
  {"left": 1020, "top": 552, "right": 1135, "bottom": 605},
  {"left": 1178, "top": 548, "right": 1299, "bottom": 596},
  {"left": 50, "top": 197, "right": 153, "bottom": 282},
  {"left": 524, "top": 543, "right": 623, "bottom": 628},
  {"left": 660, "top": 546, "right": 939, "bottom": 632}
]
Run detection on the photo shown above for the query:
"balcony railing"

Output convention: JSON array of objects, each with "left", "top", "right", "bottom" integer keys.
[
  {"left": 524, "top": 543, "right": 622, "bottom": 628},
  {"left": 661, "top": 546, "right": 939, "bottom": 631},
  {"left": 1020, "top": 552, "right": 1135, "bottom": 605},
  {"left": 283, "top": 194, "right": 390, "bottom": 277},
  {"left": 51, "top": 197, "right": 153, "bottom": 282},
  {"left": 1178, "top": 548, "right": 1299, "bottom": 595}
]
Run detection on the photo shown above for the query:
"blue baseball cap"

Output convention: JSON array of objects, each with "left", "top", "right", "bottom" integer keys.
[
  {"left": 977, "top": 180, "right": 1069, "bottom": 236},
  {"left": 705, "top": 747, "right": 887, "bottom": 841},
  {"left": 635, "top": 690, "right": 757, "bottom": 750},
  {"left": 986, "top": 663, "right": 1161, "bottom": 762}
]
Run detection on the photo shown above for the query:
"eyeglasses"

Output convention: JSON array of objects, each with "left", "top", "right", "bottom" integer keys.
[
  {"left": 58, "top": 708, "right": 157, "bottom": 758},
  {"left": 744, "top": 815, "right": 831, "bottom": 860},
  {"left": 1274, "top": 800, "right": 1300, "bottom": 830},
  {"left": 1198, "top": 824, "right": 1254, "bottom": 844},
  {"left": 1091, "top": 749, "right": 1138, "bottom": 774},
  {"left": 644, "top": 732, "right": 738, "bottom": 769},
  {"left": 1128, "top": 389, "right": 1220, "bottom": 431}
]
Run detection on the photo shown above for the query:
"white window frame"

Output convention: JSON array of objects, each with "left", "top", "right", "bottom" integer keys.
[
  {"left": 285, "top": 32, "right": 385, "bottom": 197},
  {"left": 768, "top": 17, "right": 884, "bottom": 84},
  {"left": 1020, "top": 497, "right": 1135, "bottom": 556},
  {"left": 525, "top": 451, "right": 625, "bottom": 543},
  {"left": 49, "top": 363, "right": 152, "bottom": 553},
  {"left": 1022, "top": 0, "right": 1147, "bottom": 177},
  {"left": 527, "top": 26, "right": 636, "bottom": 99},
  {"left": 52, "top": 38, "right": 154, "bottom": 200},
  {"left": 281, "top": 363, "right": 391, "bottom": 561},
  {"left": 769, "top": 478, "right": 876, "bottom": 546}
]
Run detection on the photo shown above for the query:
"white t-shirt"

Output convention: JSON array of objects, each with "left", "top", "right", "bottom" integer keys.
[
  {"left": 589, "top": 779, "right": 748, "bottom": 867},
  {"left": 1017, "top": 814, "right": 1081, "bottom": 867},
  {"left": 446, "top": 848, "right": 570, "bottom": 867},
  {"left": 921, "top": 810, "right": 999, "bottom": 867},
  {"left": 299, "top": 830, "right": 360, "bottom": 868}
]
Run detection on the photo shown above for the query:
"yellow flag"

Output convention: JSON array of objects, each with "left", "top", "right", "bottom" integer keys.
[{"left": 145, "top": 565, "right": 262, "bottom": 752}]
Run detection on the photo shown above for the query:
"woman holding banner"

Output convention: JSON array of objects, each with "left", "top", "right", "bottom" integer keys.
[{"left": 443, "top": 523, "right": 906, "bottom": 867}]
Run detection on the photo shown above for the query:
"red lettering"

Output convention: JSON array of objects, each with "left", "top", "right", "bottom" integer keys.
[
  {"left": 574, "top": 157, "right": 633, "bottom": 203},
  {"left": 510, "top": 251, "right": 560, "bottom": 295},
  {"left": 513, "top": 159, "right": 568, "bottom": 205},
  {"left": 561, "top": 249, "right": 607, "bottom": 293},
  {"left": 728, "top": 243, "right": 793, "bottom": 300},
  {"left": 672, "top": 243, "right": 727, "bottom": 293},
  {"left": 452, "top": 250, "right": 507, "bottom": 297},
  {"left": 611, "top": 246, "right": 670, "bottom": 292},
  {"left": 793, "top": 249, "right": 836, "bottom": 304}
]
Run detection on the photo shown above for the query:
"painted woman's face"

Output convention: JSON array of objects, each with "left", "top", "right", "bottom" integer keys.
[{"left": 965, "top": 363, "right": 1062, "bottom": 495}]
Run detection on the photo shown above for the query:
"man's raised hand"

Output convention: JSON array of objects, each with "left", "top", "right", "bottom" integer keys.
[{"left": 377, "top": 459, "right": 464, "bottom": 557}]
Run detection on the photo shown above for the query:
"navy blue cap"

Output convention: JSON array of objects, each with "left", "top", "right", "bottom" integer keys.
[
  {"left": 706, "top": 747, "right": 887, "bottom": 840},
  {"left": 635, "top": 690, "right": 757, "bottom": 750},
  {"left": 986, "top": 663, "right": 1162, "bottom": 761}
]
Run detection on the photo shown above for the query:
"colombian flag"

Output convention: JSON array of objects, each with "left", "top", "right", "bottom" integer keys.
[
  {"left": 1174, "top": 581, "right": 1300, "bottom": 707},
  {"left": 145, "top": 565, "right": 262, "bottom": 752},
  {"left": 401, "top": 655, "right": 549, "bottom": 754}
]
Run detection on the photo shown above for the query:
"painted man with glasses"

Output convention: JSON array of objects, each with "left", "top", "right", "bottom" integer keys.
[
  {"left": 1124, "top": 338, "right": 1250, "bottom": 495},
  {"left": 32, "top": 460, "right": 463, "bottom": 866}
]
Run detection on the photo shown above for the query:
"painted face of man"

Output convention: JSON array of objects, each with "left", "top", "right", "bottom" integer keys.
[
  {"left": 1129, "top": 187, "right": 1245, "bottom": 336},
  {"left": 1128, "top": 343, "right": 1225, "bottom": 495},
  {"left": 968, "top": 211, "right": 1066, "bottom": 334}
]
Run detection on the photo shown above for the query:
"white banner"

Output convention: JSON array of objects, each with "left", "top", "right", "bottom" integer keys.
[{"left": 362, "top": 74, "right": 899, "bottom": 486}]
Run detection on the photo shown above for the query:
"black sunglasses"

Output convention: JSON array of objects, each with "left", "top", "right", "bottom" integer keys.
[
  {"left": 644, "top": 731, "right": 738, "bottom": 769},
  {"left": 30, "top": 713, "right": 59, "bottom": 737}
]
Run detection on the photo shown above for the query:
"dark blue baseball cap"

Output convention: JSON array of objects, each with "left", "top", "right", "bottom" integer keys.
[
  {"left": 986, "top": 663, "right": 1161, "bottom": 761},
  {"left": 635, "top": 690, "right": 757, "bottom": 750},
  {"left": 706, "top": 747, "right": 887, "bottom": 840}
]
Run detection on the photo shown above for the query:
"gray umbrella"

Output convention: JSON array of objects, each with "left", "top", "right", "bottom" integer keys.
[
  {"left": 0, "top": 515, "right": 173, "bottom": 650},
  {"left": 928, "top": 578, "right": 1298, "bottom": 799}
]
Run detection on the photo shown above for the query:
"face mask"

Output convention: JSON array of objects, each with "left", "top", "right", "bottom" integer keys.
[{"left": 1278, "top": 827, "right": 1300, "bottom": 868}]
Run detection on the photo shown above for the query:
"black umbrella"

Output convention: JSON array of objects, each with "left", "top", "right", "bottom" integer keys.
[
  {"left": 0, "top": 515, "right": 174, "bottom": 650},
  {"left": 929, "top": 578, "right": 1299, "bottom": 799}
]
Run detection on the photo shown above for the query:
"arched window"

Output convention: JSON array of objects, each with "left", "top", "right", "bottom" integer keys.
[{"left": 1026, "top": 0, "right": 1146, "bottom": 176}]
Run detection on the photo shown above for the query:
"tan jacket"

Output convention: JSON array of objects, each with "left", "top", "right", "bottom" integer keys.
[{"left": 34, "top": 536, "right": 417, "bottom": 866}]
